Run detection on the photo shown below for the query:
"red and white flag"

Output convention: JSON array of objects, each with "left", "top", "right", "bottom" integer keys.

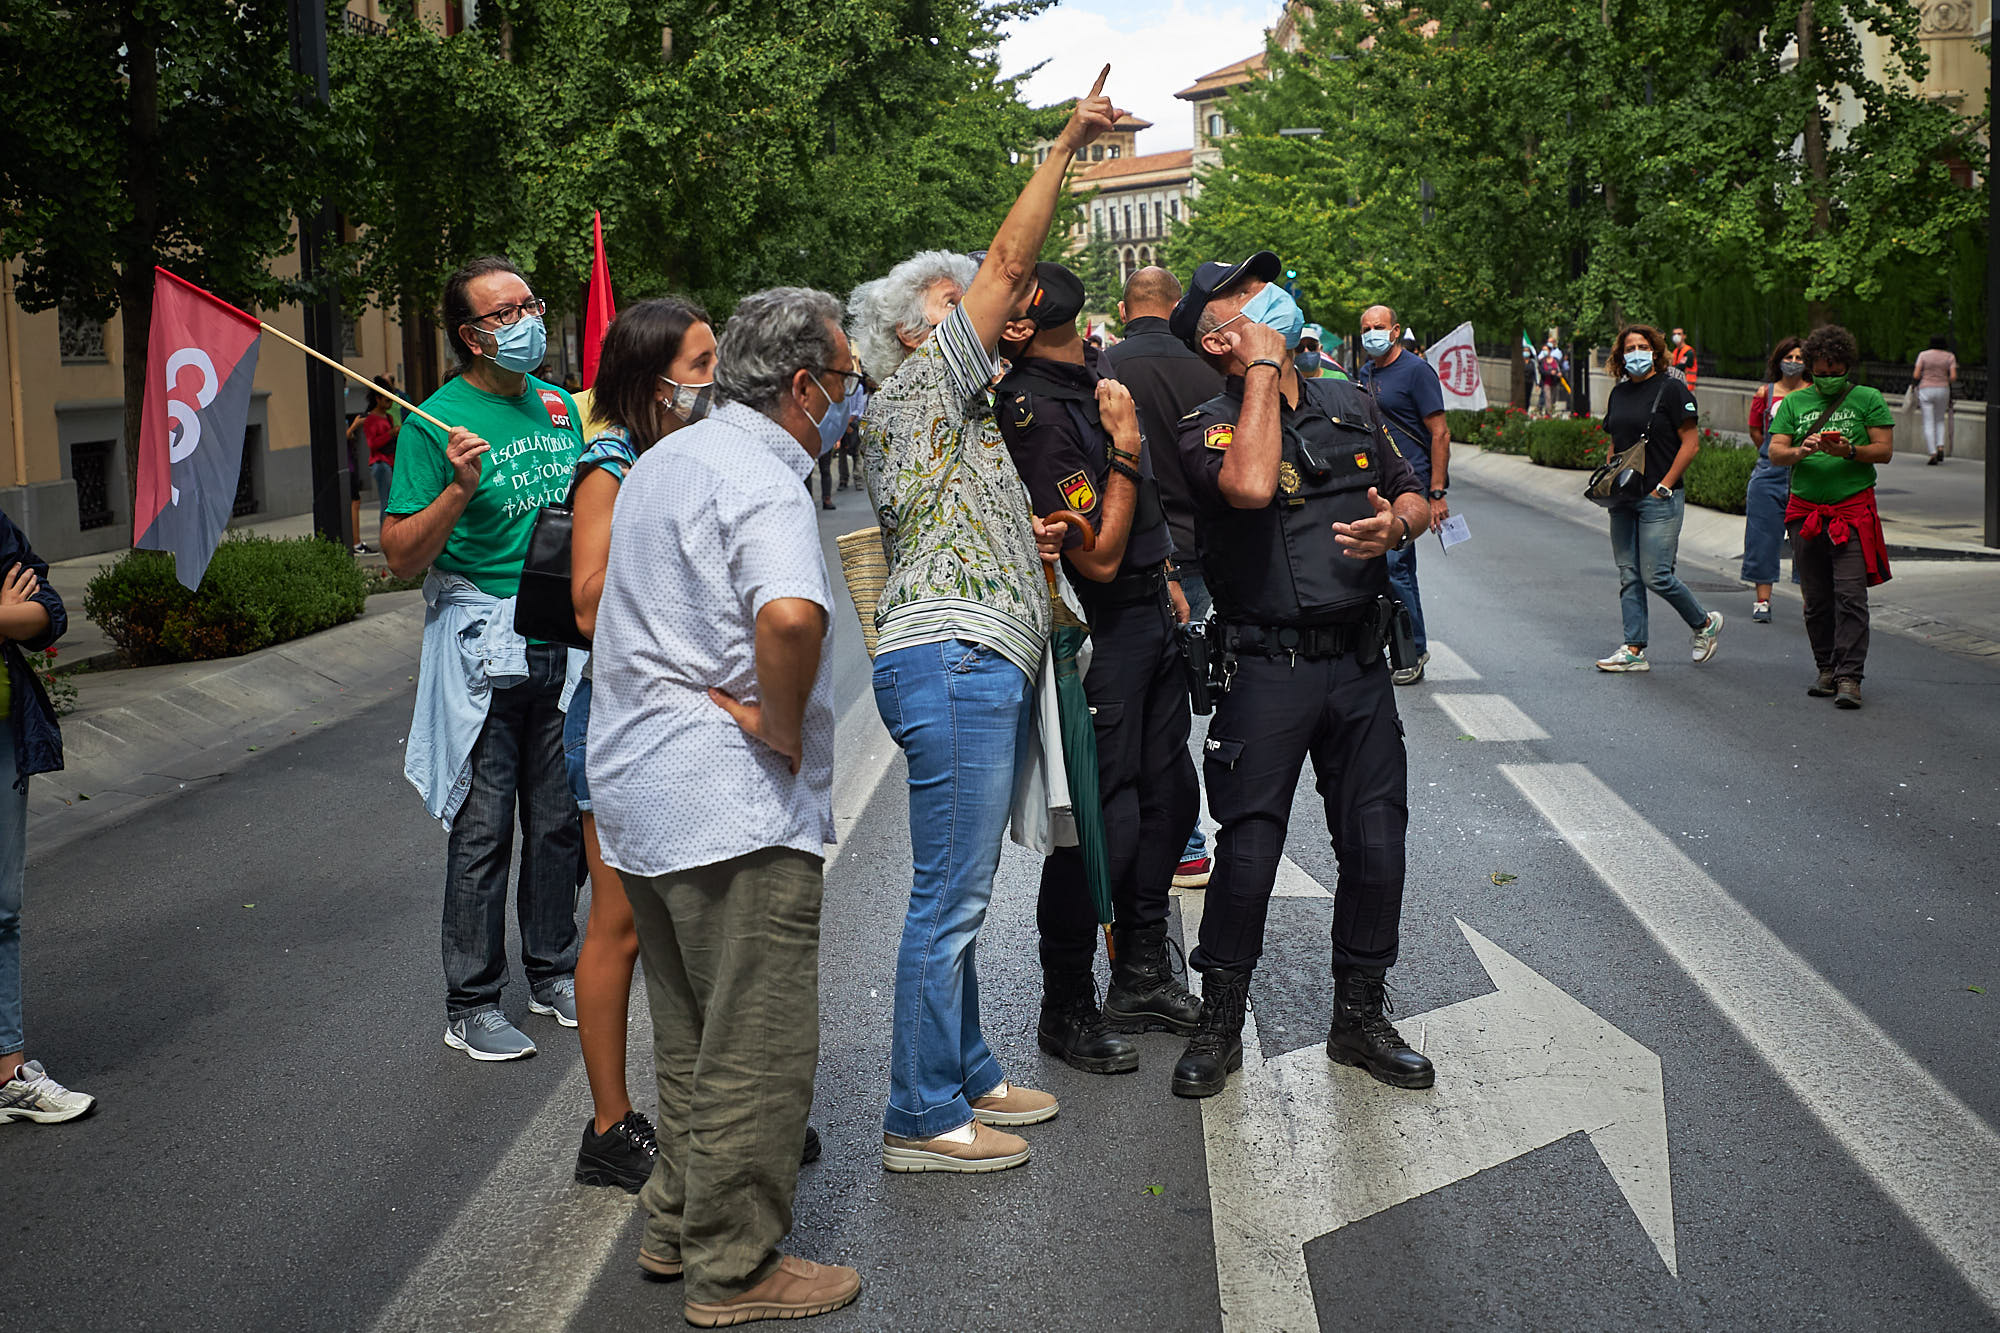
[
  {"left": 580, "top": 211, "right": 616, "bottom": 389},
  {"left": 135, "top": 269, "right": 262, "bottom": 589},
  {"left": 1425, "top": 321, "right": 1489, "bottom": 411}
]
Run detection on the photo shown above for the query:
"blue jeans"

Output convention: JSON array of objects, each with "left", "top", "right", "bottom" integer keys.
[
  {"left": 372, "top": 461, "right": 395, "bottom": 529},
  {"left": 1608, "top": 490, "right": 1708, "bottom": 650},
  {"left": 562, "top": 675, "right": 592, "bottom": 813},
  {"left": 1386, "top": 544, "right": 1428, "bottom": 655},
  {"left": 1741, "top": 462, "right": 1791, "bottom": 586},
  {"left": 872, "top": 639, "right": 1033, "bottom": 1139},
  {"left": 443, "top": 641, "right": 583, "bottom": 1020},
  {"left": 1176, "top": 565, "right": 1211, "bottom": 862},
  {"left": 0, "top": 728, "right": 24, "bottom": 1055}
]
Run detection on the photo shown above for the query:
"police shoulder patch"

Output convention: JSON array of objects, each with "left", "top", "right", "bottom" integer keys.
[
  {"left": 1204, "top": 423, "right": 1235, "bottom": 452},
  {"left": 1059, "top": 470, "right": 1097, "bottom": 513}
]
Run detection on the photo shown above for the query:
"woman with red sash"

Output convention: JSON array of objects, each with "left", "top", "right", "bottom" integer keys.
[{"left": 1764, "top": 325, "right": 1895, "bottom": 709}]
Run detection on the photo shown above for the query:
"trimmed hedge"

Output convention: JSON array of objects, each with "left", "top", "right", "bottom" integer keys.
[
  {"left": 85, "top": 535, "right": 369, "bottom": 666},
  {"left": 1452, "top": 407, "right": 1757, "bottom": 516},
  {"left": 1526, "top": 417, "right": 1611, "bottom": 470},
  {"left": 1683, "top": 431, "right": 1757, "bottom": 515}
]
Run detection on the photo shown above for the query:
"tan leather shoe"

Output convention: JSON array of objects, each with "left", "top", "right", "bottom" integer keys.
[
  {"left": 637, "top": 1246, "right": 682, "bottom": 1280},
  {"left": 970, "top": 1081, "right": 1059, "bottom": 1126},
  {"left": 881, "top": 1122, "right": 1030, "bottom": 1173},
  {"left": 684, "top": 1253, "right": 860, "bottom": 1327}
]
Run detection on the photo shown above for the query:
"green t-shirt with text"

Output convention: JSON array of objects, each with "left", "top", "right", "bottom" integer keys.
[
  {"left": 1767, "top": 382, "right": 1893, "bottom": 505},
  {"left": 386, "top": 373, "right": 582, "bottom": 597}
]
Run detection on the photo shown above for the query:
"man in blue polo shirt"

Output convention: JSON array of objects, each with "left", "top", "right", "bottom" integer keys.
[{"left": 1356, "top": 304, "right": 1449, "bottom": 684}]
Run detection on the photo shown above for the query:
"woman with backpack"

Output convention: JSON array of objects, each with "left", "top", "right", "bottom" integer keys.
[{"left": 1741, "top": 336, "right": 1808, "bottom": 622}]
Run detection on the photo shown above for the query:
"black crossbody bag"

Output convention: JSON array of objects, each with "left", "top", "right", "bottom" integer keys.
[{"left": 512, "top": 461, "right": 591, "bottom": 650}]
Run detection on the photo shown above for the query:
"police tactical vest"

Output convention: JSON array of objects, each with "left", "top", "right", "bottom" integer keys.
[
  {"left": 1201, "top": 376, "right": 1390, "bottom": 626},
  {"left": 1001, "top": 364, "right": 1168, "bottom": 544}
]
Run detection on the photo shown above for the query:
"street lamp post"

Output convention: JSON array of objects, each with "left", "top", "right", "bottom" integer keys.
[
  {"left": 289, "top": 0, "right": 348, "bottom": 548},
  {"left": 1986, "top": 113, "right": 1997, "bottom": 547}
]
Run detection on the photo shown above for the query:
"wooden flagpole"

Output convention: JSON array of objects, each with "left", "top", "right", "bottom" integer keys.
[{"left": 257, "top": 320, "right": 451, "bottom": 431}]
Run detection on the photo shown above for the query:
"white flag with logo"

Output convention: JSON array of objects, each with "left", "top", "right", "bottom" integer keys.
[{"left": 1425, "top": 321, "right": 1488, "bottom": 411}]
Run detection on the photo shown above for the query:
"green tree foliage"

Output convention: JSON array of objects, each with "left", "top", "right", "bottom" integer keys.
[
  {"left": 1172, "top": 0, "right": 1987, "bottom": 372},
  {"left": 0, "top": 0, "right": 337, "bottom": 511},
  {"left": 331, "top": 0, "right": 1061, "bottom": 341}
]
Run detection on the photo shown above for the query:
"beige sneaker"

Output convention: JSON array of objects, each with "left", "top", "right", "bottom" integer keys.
[
  {"left": 969, "top": 1081, "right": 1059, "bottom": 1127},
  {"left": 684, "top": 1253, "right": 860, "bottom": 1327},
  {"left": 882, "top": 1121, "right": 1030, "bottom": 1173}
]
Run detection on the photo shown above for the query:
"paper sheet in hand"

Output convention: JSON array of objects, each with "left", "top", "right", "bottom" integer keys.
[{"left": 1437, "top": 514, "right": 1472, "bottom": 551}]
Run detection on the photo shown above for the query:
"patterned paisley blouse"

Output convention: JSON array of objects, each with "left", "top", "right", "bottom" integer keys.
[{"left": 860, "top": 304, "right": 1050, "bottom": 678}]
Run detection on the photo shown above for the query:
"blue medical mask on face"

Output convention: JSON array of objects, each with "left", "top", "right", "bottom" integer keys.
[
  {"left": 1240, "top": 282, "right": 1306, "bottom": 349},
  {"left": 806, "top": 375, "right": 850, "bottom": 454},
  {"left": 1623, "top": 349, "right": 1654, "bottom": 377},
  {"left": 481, "top": 315, "right": 547, "bottom": 374},
  {"left": 1360, "top": 328, "right": 1396, "bottom": 357},
  {"left": 1295, "top": 349, "right": 1323, "bottom": 373}
]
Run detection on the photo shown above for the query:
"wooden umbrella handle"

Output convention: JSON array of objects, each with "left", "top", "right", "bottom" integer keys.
[{"left": 1042, "top": 508, "right": 1097, "bottom": 550}]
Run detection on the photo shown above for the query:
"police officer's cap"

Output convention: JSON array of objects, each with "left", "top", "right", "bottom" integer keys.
[
  {"left": 1023, "top": 262, "right": 1087, "bottom": 331},
  {"left": 1169, "top": 251, "right": 1282, "bottom": 351}
]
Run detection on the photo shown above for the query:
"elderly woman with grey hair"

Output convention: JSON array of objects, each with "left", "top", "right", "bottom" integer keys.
[
  {"left": 587, "top": 286, "right": 861, "bottom": 1323},
  {"left": 850, "top": 66, "right": 1126, "bottom": 1178}
]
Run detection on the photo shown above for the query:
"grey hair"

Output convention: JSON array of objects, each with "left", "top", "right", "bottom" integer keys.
[
  {"left": 716, "top": 286, "right": 845, "bottom": 416},
  {"left": 848, "top": 249, "right": 977, "bottom": 382}
]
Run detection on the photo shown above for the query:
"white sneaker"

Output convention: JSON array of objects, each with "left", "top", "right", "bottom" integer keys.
[
  {"left": 1691, "top": 611, "right": 1724, "bottom": 664},
  {"left": 1595, "top": 646, "right": 1650, "bottom": 672},
  {"left": 0, "top": 1060, "right": 97, "bottom": 1124}
]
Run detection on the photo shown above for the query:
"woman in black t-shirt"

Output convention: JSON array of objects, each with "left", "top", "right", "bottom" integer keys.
[{"left": 1593, "top": 323, "right": 1724, "bottom": 673}]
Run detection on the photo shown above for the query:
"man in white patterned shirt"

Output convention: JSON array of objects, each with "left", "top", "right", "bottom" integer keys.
[{"left": 587, "top": 287, "right": 860, "bottom": 1326}]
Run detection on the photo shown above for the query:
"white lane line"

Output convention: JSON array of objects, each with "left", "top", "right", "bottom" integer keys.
[
  {"left": 1501, "top": 761, "right": 2000, "bottom": 1317},
  {"left": 1421, "top": 640, "right": 1482, "bottom": 681},
  {"left": 1272, "top": 855, "right": 1333, "bottom": 899},
  {"left": 367, "top": 691, "right": 900, "bottom": 1333},
  {"left": 827, "top": 689, "right": 896, "bottom": 869},
  {"left": 1431, "top": 693, "right": 1549, "bottom": 742}
]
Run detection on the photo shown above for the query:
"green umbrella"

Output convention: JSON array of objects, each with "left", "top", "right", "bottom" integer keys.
[{"left": 1044, "top": 511, "right": 1116, "bottom": 962}]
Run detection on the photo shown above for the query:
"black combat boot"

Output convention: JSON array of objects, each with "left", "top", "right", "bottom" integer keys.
[
  {"left": 1038, "top": 970, "right": 1140, "bottom": 1075},
  {"left": 1170, "top": 967, "right": 1252, "bottom": 1098},
  {"left": 1325, "top": 967, "right": 1435, "bottom": 1089},
  {"left": 1103, "top": 924, "right": 1204, "bottom": 1035}
]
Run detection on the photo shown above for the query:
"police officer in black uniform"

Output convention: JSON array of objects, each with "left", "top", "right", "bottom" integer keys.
[
  {"left": 995, "top": 262, "right": 1204, "bottom": 1075},
  {"left": 1165, "top": 251, "right": 1436, "bottom": 1099}
]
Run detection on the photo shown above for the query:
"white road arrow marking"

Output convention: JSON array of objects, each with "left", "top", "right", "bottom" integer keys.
[{"left": 1183, "top": 893, "right": 1673, "bottom": 1333}]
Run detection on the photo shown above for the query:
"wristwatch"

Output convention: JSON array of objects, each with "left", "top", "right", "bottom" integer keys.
[
  {"left": 1246, "top": 358, "right": 1283, "bottom": 375},
  {"left": 1427, "top": 488, "right": 1448, "bottom": 501},
  {"left": 1652, "top": 483, "right": 1673, "bottom": 498},
  {"left": 1391, "top": 516, "right": 1413, "bottom": 551}
]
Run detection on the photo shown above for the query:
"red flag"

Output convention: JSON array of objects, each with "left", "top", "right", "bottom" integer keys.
[
  {"left": 580, "top": 211, "right": 616, "bottom": 389},
  {"left": 135, "top": 269, "right": 263, "bottom": 590}
]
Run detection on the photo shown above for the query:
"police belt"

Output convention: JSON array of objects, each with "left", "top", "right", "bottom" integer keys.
[
  {"left": 1220, "top": 619, "right": 1370, "bottom": 660},
  {"left": 1075, "top": 564, "right": 1167, "bottom": 611}
]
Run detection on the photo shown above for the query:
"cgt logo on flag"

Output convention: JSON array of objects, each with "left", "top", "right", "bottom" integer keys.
[{"left": 135, "top": 269, "right": 263, "bottom": 590}]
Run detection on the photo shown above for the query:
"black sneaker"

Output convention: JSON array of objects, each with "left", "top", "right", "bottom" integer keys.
[
  {"left": 801, "top": 1124, "right": 822, "bottom": 1166},
  {"left": 576, "top": 1110, "right": 658, "bottom": 1192}
]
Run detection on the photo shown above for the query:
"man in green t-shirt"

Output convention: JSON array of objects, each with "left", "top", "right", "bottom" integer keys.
[
  {"left": 382, "top": 256, "right": 585, "bottom": 1061},
  {"left": 1766, "top": 324, "right": 1895, "bottom": 709}
]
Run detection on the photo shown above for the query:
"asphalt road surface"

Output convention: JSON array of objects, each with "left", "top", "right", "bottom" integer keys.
[{"left": 7, "top": 475, "right": 1997, "bottom": 1333}]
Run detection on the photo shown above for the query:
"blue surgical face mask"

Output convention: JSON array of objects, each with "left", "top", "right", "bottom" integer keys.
[
  {"left": 1295, "top": 348, "right": 1323, "bottom": 373},
  {"left": 1239, "top": 282, "right": 1306, "bottom": 349},
  {"left": 1360, "top": 328, "right": 1396, "bottom": 357},
  {"left": 484, "top": 315, "right": 547, "bottom": 374},
  {"left": 1623, "top": 349, "right": 1654, "bottom": 377},
  {"left": 806, "top": 375, "right": 850, "bottom": 454}
]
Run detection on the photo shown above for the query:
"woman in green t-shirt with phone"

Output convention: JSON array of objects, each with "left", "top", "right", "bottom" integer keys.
[{"left": 1765, "top": 324, "right": 1896, "bottom": 710}]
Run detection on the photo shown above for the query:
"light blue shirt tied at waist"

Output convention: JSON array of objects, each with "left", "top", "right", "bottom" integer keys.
[{"left": 405, "top": 569, "right": 583, "bottom": 828}]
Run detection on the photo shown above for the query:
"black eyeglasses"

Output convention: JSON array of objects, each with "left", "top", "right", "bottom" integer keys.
[
  {"left": 470, "top": 296, "right": 547, "bottom": 327},
  {"left": 815, "top": 368, "right": 865, "bottom": 398}
]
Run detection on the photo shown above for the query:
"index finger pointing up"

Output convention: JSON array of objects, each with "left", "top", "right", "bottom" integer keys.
[{"left": 1089, "top": 64, "right": 1110, "bottom": 98}]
